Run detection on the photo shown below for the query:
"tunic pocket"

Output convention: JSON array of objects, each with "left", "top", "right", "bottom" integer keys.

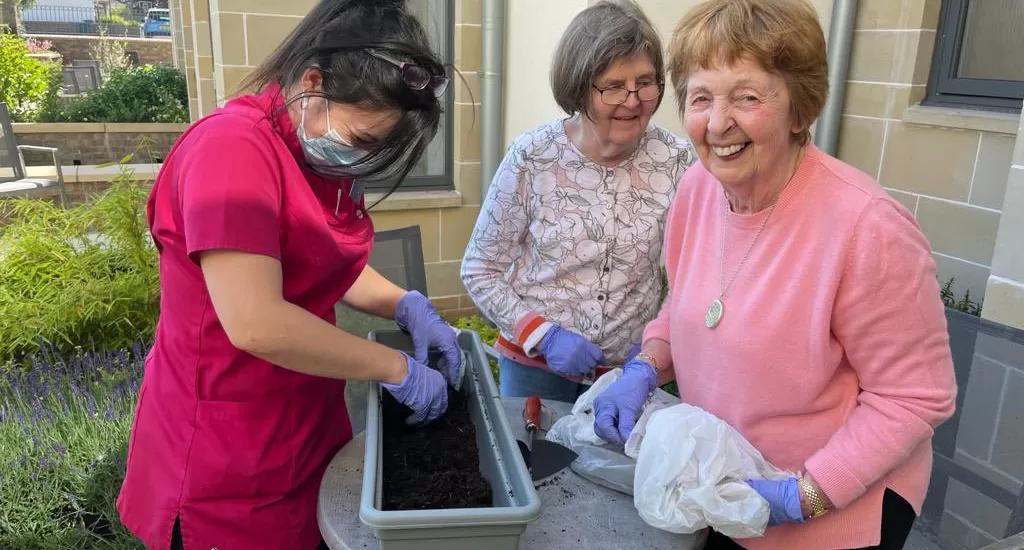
[{"left": 186, "top": 398, "right": 299, "bottom": 502}]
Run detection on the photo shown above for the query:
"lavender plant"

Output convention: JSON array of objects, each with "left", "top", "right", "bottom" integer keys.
[{"left": 0, "top": 341, "right": 148, "bottom": 549}]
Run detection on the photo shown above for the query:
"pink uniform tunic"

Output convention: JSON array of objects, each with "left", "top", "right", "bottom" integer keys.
[{"left": 116, "top": 84, "right": 374, "bottom": 550}]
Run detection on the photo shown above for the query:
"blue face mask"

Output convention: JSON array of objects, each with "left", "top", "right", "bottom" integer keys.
[{"left": 296, "top": 97, "right": 369, "bottom": 168}]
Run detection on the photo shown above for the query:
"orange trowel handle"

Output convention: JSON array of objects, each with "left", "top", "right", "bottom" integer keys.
[{"left": 524, "top": 395, "right": 542, "bottom": 434}]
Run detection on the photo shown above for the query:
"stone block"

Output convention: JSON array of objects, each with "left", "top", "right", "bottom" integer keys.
[
  {"left": 842, "top": 82, "right": 922, "bottom": 120},
  {"left": 991, "top": 168, "right": 1024, "bottom": 283},
  {"left": 440, "top": 206, "right": 481, "bottom": 261},
  {"left": 916, "top": 197, "right": 1000, "bottom": 266},
  {"left": 972, "top": 133, "right": 1015, "bottom": 210},
  {"left": 855, "top": 0, "right": 939, "bottom": 30},
  {"left": 880, "top": 122, "right": 980, "bottom": 201},
  {"left": 426, "top": 261, "right": 468, "bottom": 297},
  {"left": 837, "top": 115, "right": 885, "bottom": 178},
  {"left": 848, "top": 30, "right": 935, "bottom": 85}
]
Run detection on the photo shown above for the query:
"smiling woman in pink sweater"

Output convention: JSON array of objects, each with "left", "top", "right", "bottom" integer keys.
[{"left": 592, "top": 1, "right": 958, "bottom": 549}]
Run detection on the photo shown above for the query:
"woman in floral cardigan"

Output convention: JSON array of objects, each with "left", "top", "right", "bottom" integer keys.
[{"left": 460, "top": 0, "right": 696, "bottom": 402}]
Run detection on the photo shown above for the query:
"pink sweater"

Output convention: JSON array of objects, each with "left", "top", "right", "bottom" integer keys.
[{"left": 643, "top": 144, "right": 957, "bottom": 550}]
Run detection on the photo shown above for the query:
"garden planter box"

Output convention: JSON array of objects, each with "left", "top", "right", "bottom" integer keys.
[{"left": 360, "top": 329, "right": 541, "bottom": 550}]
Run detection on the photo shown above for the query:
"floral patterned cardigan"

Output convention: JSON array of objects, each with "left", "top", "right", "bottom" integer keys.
[{"left": 460, "top": 118, "right": 697, "bottom": 375}]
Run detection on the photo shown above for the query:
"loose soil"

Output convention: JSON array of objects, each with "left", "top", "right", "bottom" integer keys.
[{"left": 381, "top": 386, "right": 492, "bottom": 511}]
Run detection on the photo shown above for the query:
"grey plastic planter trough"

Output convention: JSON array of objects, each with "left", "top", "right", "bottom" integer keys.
[{"left": 360, "top": 329, "right": 542, "bottom": 550}]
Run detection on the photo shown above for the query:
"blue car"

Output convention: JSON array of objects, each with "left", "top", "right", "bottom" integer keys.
[{"left": 142, "top": 8, "right": 171, "bottom": 38}]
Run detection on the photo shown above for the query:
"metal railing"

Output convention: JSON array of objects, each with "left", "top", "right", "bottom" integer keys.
[{"left": 21, "top": 4, "right": 166, "bottom": 37}]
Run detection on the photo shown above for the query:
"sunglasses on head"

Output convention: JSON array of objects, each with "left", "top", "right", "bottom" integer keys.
[{"left": 367, "top": 49, "right": 450, "bottom": 98}]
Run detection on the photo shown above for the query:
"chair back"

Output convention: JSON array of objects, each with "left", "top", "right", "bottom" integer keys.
[
  {"left": 0, "top": 103, "right": 25, "bottom": 184},
  {"left": 922, "top": 308, "right": 1024, "bottom": 541},
  {"left": 334, "top": 225, "right": 429, "bottom": 338}
]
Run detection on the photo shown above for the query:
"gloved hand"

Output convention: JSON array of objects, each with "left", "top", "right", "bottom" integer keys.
[
  {"left": 593, "top": 357, "right": 657, "bottom": 445},
  {"left": 537, "top": 325, "right": 605, "bottom": 377},
  {"left": 395, "top": 290, "right": 463, "bottom": 387},
  {"left": 381, "top": 352, "right": 449, "bottom": 425},
  {"left": 746, "top": 478, "right": 806, "bottom": 526}
]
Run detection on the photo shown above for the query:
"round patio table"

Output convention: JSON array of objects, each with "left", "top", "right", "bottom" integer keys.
[{"left": 317, "top": 396, "right": 707, "bottom": 550}]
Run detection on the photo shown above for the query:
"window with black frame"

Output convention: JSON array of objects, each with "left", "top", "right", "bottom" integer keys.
[
  {"left": 925, "top": 0, "right": 1024, "bottom": 112},
  {"left": 376, "top": 0, "right": 454, "bottom": 192}
]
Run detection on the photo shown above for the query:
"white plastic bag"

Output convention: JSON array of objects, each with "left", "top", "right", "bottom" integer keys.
[
  {"left": 545, "top": 369, "right": 678, "bottom": 495},
  {"left": 633, "top": 403, "right": 794, "bottom": 539}
]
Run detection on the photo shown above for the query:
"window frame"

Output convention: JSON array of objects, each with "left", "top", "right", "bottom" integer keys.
[
  {"left": 368, "top": 0, "right": 455, "bottom": 192},
  {"left": 924, "top": 0, "right": 1024, "bottom": 113}
]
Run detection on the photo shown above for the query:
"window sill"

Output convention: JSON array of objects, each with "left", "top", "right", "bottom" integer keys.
[
  {"left": 364, "top": 189, "right": 463, "bottom": 212},
  {"left": 902, "top": 104, "right": 1020, "bottom": 135}
]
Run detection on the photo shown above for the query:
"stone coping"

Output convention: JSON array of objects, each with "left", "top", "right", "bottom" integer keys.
[
  {"left": 12, "top": 123, "right": 190, "bottom": 134},
  {"left": 21, "top": 163, "right": 465, "bottom": 211},
  {"left": 25, "top": 33, "right": 173, "bottom": 43}
]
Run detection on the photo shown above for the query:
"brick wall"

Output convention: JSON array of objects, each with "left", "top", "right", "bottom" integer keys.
[
  {"left": 26, "top": 34, "right": 173, "bottom": 67},
  {"left": 12, "top": 123, "right": 186, "bottom": 165},
  {"left": 835, "top": 0, "right": 1018, "bottom": 309}
]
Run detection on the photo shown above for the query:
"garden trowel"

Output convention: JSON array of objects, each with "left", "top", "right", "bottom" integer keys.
[{"left": 517, "top": 395, "right": 578, "bottom": 481}]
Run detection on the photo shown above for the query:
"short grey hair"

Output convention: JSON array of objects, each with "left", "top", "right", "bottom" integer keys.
[{"left": 550, "top": 0, "right": 665, "bottom": 118}]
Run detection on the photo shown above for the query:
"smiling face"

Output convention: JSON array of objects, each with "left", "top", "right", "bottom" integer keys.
[
  {"left": 682, "top": 55, "right": 804, "bottom": 193},
  {"left": 584, "top": 51, "right": 661, "bottom": 149}
]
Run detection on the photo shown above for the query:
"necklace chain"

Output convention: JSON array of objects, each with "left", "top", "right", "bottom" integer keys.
[
  {"left": 705, "top": 194, "right": 777, "bottom": 329},
  {"left": 718, "top": 197, "right": 776, "bottom": 300}
]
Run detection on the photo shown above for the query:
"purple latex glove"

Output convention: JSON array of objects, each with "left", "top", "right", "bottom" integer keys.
[
  {"left": 537, "top": 325, "right": 605, "bottom": 377},
  {"left": 746, "top": 478, "right": 806, "bottom": 526},
  {"left": 395, "top": 290, "right": 463, "bottom": 387},
  {"left": 381, "top": 352, "right": 449, "bottom": 425},
  {"left": 593, "top": 358, "right": 657, "bottom": 445}
]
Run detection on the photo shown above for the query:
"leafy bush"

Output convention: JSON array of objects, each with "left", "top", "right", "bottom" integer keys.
[
  {"left": 0, "top": 162, "right": 159, "bottom": 365},
  {"left": 450, "top": 315, "right": 500, "bottom": 383},
  {"left": 41, "top": 64, "right": 188, "bottom": 124},
  {"left": 0, "top": 32, "right": 61, "bottom": 122},
  {"left": 941, "top": 277, "right": 982, "bottom": 316},
  {"left": 0, "top": 342, "right": 147, "bottom": 550}
]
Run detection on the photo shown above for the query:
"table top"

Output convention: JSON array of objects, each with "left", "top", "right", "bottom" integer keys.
[{"left": 317, "top": 396, "right": 706, "bottom": 550}]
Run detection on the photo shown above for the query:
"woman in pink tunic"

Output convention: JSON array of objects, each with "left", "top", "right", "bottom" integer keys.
[{"left": 116, "top": 1, "right": 462, "bottom": 548}]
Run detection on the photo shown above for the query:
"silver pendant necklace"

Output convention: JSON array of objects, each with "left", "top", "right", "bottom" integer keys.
[{"left": 705, "top": 195, "right": 777, "bottom": 329}]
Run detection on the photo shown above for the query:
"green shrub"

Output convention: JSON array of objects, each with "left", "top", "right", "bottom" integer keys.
[
  {"left": 941, "top": 277, "right": 982, "bottom": 316},
  {"left": 450, "top": 315, "right": 500, "bottom": 383},
  {"left": 0, "top": 33, "right": 61, "bottom": 122},
  {"left": 41, "top": 64, "right": 188, "bottom": 124},
  {"left": 0, "top": 162, "right": 159, "bottom": 364}
]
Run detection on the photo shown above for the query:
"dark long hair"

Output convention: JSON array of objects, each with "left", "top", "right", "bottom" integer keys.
[{"left": 240, "top": 0, "right": 447, "bottom": 206}]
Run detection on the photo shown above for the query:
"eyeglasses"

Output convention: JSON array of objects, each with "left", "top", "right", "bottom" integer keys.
[
  {"left": 368, "top": 49, "right": 450, "bottom": 98},
  {"left": 592, "top": 83, "right": 663, "bottom": 105}
]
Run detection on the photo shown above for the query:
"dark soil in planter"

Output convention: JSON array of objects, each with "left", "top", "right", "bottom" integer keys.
[{"left": 381, "top": 386, "right": 492, "bottom": 511}]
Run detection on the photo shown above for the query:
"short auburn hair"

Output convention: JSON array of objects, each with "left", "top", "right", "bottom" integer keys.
[{"left": 667, "top": 0, "right": 829, "bottom": 145}]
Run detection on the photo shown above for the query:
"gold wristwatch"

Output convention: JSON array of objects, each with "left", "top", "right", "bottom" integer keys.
[
  {"left": 635, "top": 352, "right": 658, "bottom": 375},
  {"left": 798, "top": 476, "right": 829, "bottom": 519}
]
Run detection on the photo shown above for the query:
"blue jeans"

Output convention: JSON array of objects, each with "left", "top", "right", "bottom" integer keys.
[{"left": 498, "top": 356, "right": 583, "bottom": 404}]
